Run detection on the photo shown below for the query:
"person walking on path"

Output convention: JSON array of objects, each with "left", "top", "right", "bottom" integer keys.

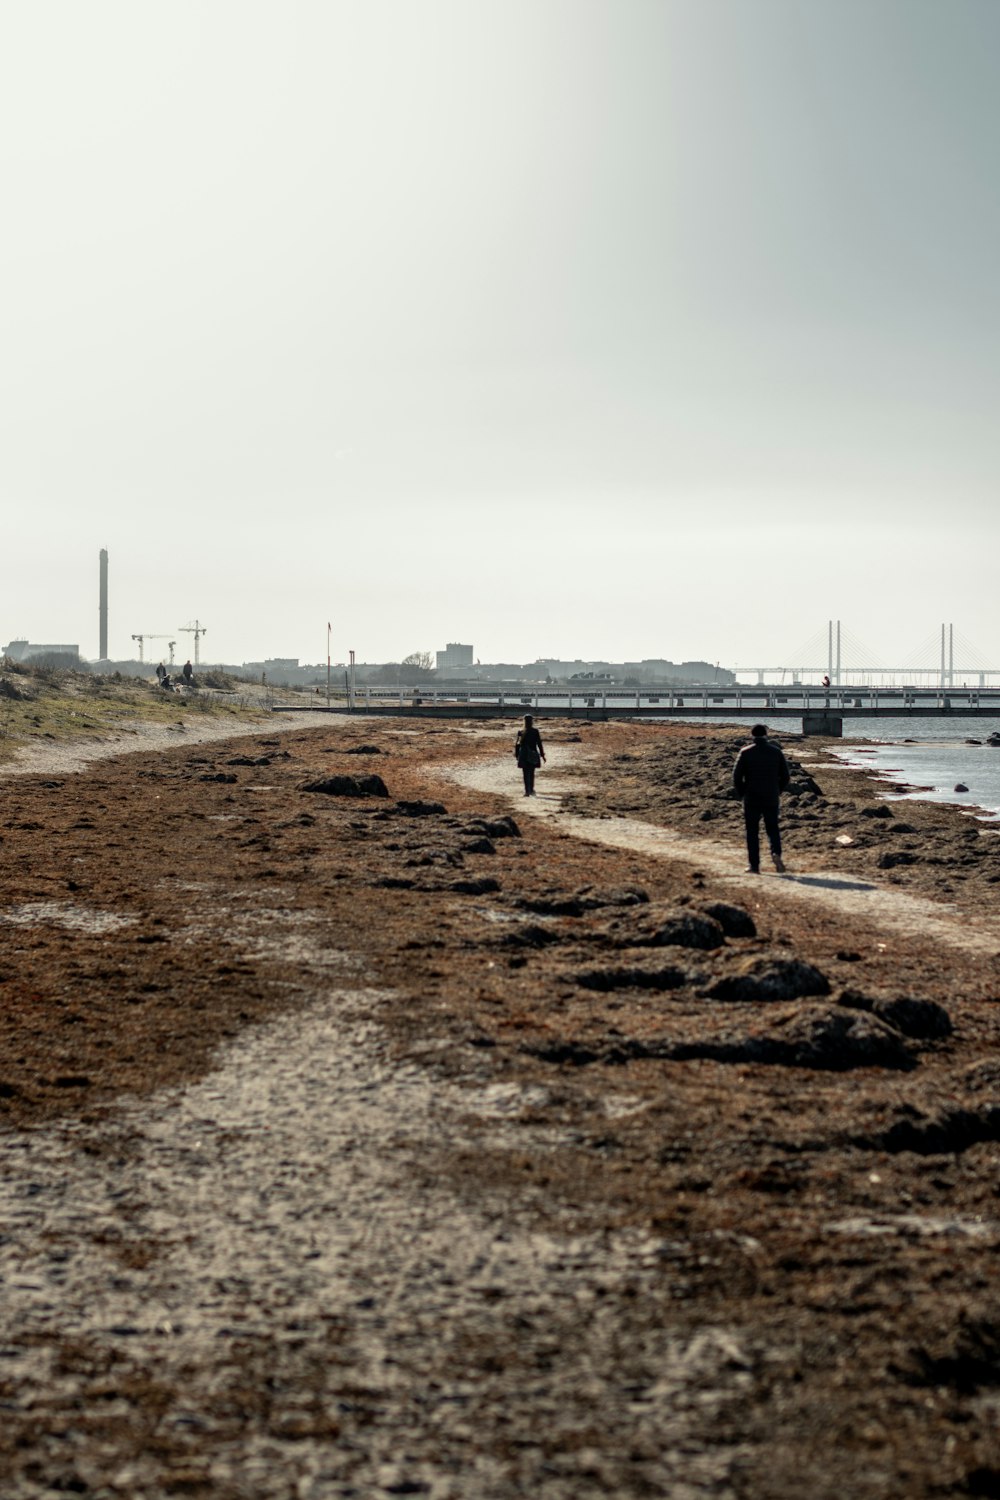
[
  {"left": 514, "top": 714, "right": 546, "bottom": 797},
  {"left": 733, "top": 723, "right": 790, "bottom": 874},
  {"left": 182, "top": 659, "right": 194, "bottom": 685}
]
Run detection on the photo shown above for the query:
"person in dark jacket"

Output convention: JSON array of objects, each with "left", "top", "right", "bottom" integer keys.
[
  {"left": 733, "top": 724, "right": 790, "bottom": 874},
  {"left": 514, "top": 714, "right": 546, "bottom": 796}
]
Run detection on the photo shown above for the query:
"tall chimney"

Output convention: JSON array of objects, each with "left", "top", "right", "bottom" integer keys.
[{"left": 99, "top": 549, "right": 108, "bottom": 659}]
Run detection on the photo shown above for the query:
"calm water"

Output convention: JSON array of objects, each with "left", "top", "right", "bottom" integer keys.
[
  {"left": 683, "top": 715, "right": 1000, "bottom": 821},
  {"left": 829, "top": 718, "right": 1000, "bottom": 822}
]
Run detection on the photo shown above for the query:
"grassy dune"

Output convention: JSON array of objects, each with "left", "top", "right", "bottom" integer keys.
[{"left": 0, "top": 660, "right": 273, "bottom": 762}]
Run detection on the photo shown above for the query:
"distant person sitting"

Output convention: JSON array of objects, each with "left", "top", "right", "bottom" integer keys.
[
  {"left": 182, "top": 659, "right": 194, "bottom": 685},
  {"left": 160, "top": 672, "right": 173, "bottom": 691},
  {"left": 733, "top": 724, "right": 790, "bottom": 874}
]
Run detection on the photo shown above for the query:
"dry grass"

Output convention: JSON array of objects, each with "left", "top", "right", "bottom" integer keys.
[{"left": 0, "top": 660, "right": 274, "bottom": 761}]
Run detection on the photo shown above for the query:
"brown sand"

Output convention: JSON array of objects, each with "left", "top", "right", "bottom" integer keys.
[{"left": 2, "top": 714, "right": 999, "bottom": 1498}]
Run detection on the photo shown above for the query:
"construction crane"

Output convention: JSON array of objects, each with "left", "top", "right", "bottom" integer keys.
[
  {"left": 179, "top": 620, "right": 207, "bottom": 665},
  {"left": 131, "top": 633, "right": 174, "bottom": 664}
]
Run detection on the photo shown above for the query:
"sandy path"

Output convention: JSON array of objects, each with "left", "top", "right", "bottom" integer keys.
[
  {"left": 2, "top": 988, "right": 748, "bottom": 1497},
  {"left": 0, "top": 709, "right": 338, "bottom": 778},
  {"left": 445, "top": 745, "right": 1000, "bottom": 958}
]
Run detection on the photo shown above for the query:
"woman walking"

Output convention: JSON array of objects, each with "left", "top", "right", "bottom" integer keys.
[{"left": 514, "top": 714, "right": 546, "bottom": 796}]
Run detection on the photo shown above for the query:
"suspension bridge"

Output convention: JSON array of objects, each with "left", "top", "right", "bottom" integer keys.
[{"left": 735, "top": 621, "right": 999, "bottom": 687}]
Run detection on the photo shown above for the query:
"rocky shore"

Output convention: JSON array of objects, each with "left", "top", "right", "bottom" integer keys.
[{"left": 2, "top": 715, "right": 1000, "bottom": 1498}]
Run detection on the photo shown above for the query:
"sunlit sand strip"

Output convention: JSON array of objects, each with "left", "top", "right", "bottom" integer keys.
[
  {"left": 0, "top": 900, "right": 136, "bottom": 934},
  {"left": 0, "top": 710, "right": 338, "bottom": 779}
]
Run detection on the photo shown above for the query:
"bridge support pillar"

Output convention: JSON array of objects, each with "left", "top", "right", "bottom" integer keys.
[{"left": 802, "top": 710, "right": 843, "bottom": 737}]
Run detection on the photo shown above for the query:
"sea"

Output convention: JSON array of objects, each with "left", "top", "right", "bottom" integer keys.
[
  {"left": 694, "top": 715, "right": 1000, "bottom": 822},
  {"left": 825, "top": 717, "right": 1000, "bottom": 823}
]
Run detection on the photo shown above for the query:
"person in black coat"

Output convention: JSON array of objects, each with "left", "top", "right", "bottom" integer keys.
[
  {"left": 733, "top": 724, "right": 790, "bottom": 874},
  {"left": 514, "top": 714, "right": 546, "bottom": 796}
]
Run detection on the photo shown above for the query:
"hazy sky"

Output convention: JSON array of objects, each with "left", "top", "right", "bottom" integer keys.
[{"left": 3, "top": 0, "right": 998, "bottom": 671}]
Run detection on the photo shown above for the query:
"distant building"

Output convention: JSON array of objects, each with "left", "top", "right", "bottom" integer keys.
[
  {"left": 3, "top": 639, "right": 80, "bottom": 663},
  {"left": 426, "top": 656, "right": 736, "bottom": 687},
  {"left": 534, "top": 659, "right": 615, "bottom": 681},
  {"left": 436, "top": 642, "right": 474, "bottom": 671},
  {"left": 623, "top": 659, "right": 735, "bottom": 686},
  {"left": 241, "top": 658, "right": 301, "bottom": 683}
]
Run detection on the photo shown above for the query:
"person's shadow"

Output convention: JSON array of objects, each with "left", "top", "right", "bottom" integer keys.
[{"left": 780, "top": 874, "right": 878, "bottom": 892}]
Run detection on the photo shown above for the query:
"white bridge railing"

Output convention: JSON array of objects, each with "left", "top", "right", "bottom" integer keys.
[{"left": 300, "top": 684, "right": 1000, "bottom": 714}]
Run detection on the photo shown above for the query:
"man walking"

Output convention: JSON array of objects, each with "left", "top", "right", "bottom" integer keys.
[{"left": 733, "top": 724, "right": 790, "bottom": 874}]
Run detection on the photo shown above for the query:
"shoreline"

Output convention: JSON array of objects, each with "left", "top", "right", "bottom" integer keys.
[
  {"left": 828, "top": 734, "right": 1000, "bottom": 823},
  {"left": 5, "top": 711, "right": 998, "bottom": 920},
  {"left": 6, "top": 703, "right": 999, "bottom": 829}
]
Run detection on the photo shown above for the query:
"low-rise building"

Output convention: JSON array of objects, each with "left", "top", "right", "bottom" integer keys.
[{"left": 3, "top": 639, "right": 80, "bottom": 663}]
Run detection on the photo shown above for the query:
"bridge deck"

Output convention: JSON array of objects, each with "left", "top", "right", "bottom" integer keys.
[{"left": 274, "top": 693, "right": 1000, "bottom": 725}]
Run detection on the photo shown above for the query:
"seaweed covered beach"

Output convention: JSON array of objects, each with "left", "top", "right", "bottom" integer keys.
[{"left": 3, "top": 709, "right": 1000, "bottom": 1499}]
